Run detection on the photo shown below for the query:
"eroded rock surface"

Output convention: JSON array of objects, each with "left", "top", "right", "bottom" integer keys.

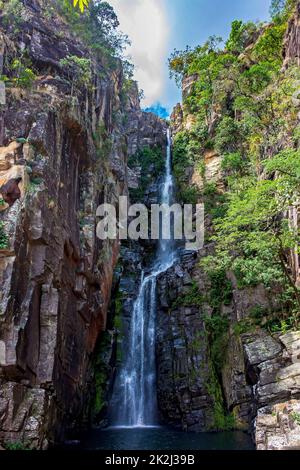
[{"left": 0, "top": 1, "right": 166, "bottom": 448}]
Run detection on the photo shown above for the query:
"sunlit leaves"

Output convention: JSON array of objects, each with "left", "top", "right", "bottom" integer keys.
[{"left": 73, "top": 0, "right": 89, "bottom": 13}]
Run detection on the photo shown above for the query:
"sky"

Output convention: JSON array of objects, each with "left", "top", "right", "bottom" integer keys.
[{"left": 109, "top": 0, "right": 272, "bottom": 115}]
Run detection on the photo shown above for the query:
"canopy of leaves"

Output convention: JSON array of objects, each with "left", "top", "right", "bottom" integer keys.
[{"left": 169, "top": 10, "right": 300, "bottom": 316}]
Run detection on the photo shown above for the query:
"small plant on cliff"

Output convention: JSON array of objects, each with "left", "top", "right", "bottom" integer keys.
[
  {"left": 128, "top": 146, "right": 165, "bottom": 203},
  {"left": 0, "top": 222, "right": 8, "bottom": 250},
  {"left": 270, "top": 0, "right": 297, "bottom": 21},
  {"left": 206, "top": 362, "right": 236, "bottom": 431},
  {"left": 60, "top": 55, "right": 92, "bottom": 90}
]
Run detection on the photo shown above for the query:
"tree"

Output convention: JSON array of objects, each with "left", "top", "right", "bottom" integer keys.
[
  {"left": 270, "top": 0, "right": 286, "bottom": 19},
  {"left": 226, "top": 20, "right": 258, "bottom": 54}
]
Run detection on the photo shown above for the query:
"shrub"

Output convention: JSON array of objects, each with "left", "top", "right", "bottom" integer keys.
[
  {"left": 59, "top": 55, "right": 92, "bottom": 88},
  {"left": 172, "top": 281, "right": 204, "bottom": 308},
  {"left": 10, "top": 59, "right": 36, "bottom": 89}
]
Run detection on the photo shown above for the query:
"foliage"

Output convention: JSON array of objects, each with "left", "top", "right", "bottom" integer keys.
[
  {"left": 172, "top": 130, "right": 204, "bottom": 203},
  {"left": 92, "top": 122, "right": 112, "bottom": 160},
  {"left": 0, "top": 222, "right": 8, "bottom": 249},
  {"left": 254, "top": 24, "right": 286, "bottom": 65},
  {"left": 57, "top": 0, "right": 130, "bottom": 61},
  {"left": 226, "top": 20, "right": 258, "bottom": 54},
  {"left": 207, "top": 268, "right": 233, "bottom": 310},
  {"left": 291, "top": 411, "right": 300, "bottom": 426},
  {"left": 215, "top": 116, "right": 241, "bottom": 154},
  {"left": 172, "top": 281, "right": 204, "bottom": 308},
  {"left": 168, "top": 36, "right": 223, "bottom": 88},
  {"left": 4, "top": 441, "right": 30, "bottom": 451},
  {"left": 179, "top": 186, "right": 199, "bottom": 205},
  {"left": 91, "top": 331, "right": 111, "bottom": 421},
  {"left": 270, "top": 0, "right": 297, "bottom": 21},
  {"left": 206, "top": 150, "right": 300, "bottom": 293},
  {"left": 128, "top": 146, "right": 165, "bottom": 202},
  {"left": 1, "top": 0, "right": 26, "bottom": 30},
  {"left": 60, "top": 55, "right": 92, "bottom": 88},
  {"left": 221, "top": 152, "right": 248, "bottom": 175}
]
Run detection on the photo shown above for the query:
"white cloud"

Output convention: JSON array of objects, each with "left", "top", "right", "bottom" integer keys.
[{"left": 109, "top": 0, "right": 169, "bottom": 107}]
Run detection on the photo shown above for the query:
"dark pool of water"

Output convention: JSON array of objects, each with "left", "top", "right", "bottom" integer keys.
[{"left": 73, "top": 426, "right": 254, "bottom": 450}]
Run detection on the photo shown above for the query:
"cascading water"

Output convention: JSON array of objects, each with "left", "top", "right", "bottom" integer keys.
[{"left": 111, "top": 129, "right": 177, "bottom": 427}]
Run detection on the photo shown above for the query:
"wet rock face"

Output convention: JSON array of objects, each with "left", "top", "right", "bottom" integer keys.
[
  {"left": 156, "top": 250, "right": 215, "bottom": 431},
  {"left": 256, "top": 400, "right": 300, "bottom": 450},
  {"left": 0, "top": 2, "right": 166, "bottom": 448}
]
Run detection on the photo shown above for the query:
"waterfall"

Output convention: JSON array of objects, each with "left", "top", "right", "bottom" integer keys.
[{"left": 111, "top": 129, "right": 177, "bottom": 427}]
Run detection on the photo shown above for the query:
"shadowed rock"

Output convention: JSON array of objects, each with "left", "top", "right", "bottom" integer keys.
[{"left": 0, "top": 177, "right": 22, "bottom": 206}]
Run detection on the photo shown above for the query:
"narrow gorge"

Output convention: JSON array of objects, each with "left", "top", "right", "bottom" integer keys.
[{"left": 0, "top": 0, "right": 300, "bottom": 452}]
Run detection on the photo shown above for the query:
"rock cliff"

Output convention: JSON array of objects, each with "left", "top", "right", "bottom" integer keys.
[
  {"left": 0, "top": 0, "right": 166, "bottom": 448},
  {"left": 164, "top": 2, "right": 300, "bottom": 449}
]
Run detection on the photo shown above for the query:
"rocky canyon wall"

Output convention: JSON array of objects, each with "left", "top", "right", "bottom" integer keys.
[
  {"left": 160, "top": 4, "right": 300, "bottom": 449},
  {"left": 0, "top": 0, "right": 166, "bottom": 448}
]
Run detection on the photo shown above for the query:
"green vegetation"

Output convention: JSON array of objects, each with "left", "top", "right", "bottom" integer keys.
[
  {"left": 206, "top": 362, "right": 235, "bottom": 431},
  {"left": 91, "top": 286, "right": 124, "bottom": 421},
  {"left": 172, "top": 129, "right": 203, "bottom": 203},
  {"left": 4, "top": 441, "right": 30, "bottom": 450},
  {"left": 1, "top": 56, "right": 36, "bottom": 90},
  {"left": 92, "top": 122, "right": 112, "bottom": 160},
  {"left": 0, "top": 222, "right": 8, "bottom": 250},
  {"left": 10, "top": 58, "right": 36, "bottom": 88},
  {"left": 168, "top": 0, "right": 300, "bottom": 427},
  {"left": 73, "top": 0, "right": 90, "bottom": 13},
  {"left": 57, "top": 0, "right": 130, "bottom": 65},
  {"left": 0, "top": 0, "right": 26, "bottom": 32},
  {"left": 91, "top": 331, "right": 111, "bottom": 421},
  {"left": 59, "top": 55, "right": 92, "bottom": 89},
  {"left": 291, "top": 411, "right": 300, "bottom": 426},
  {"left": 169, "top": 0, "right": 300, "bottom": 329}
]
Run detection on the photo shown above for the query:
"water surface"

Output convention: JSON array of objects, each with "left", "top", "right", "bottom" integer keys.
[{"left": 76, "top": 427, "right": 254, "bottom": 450}]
